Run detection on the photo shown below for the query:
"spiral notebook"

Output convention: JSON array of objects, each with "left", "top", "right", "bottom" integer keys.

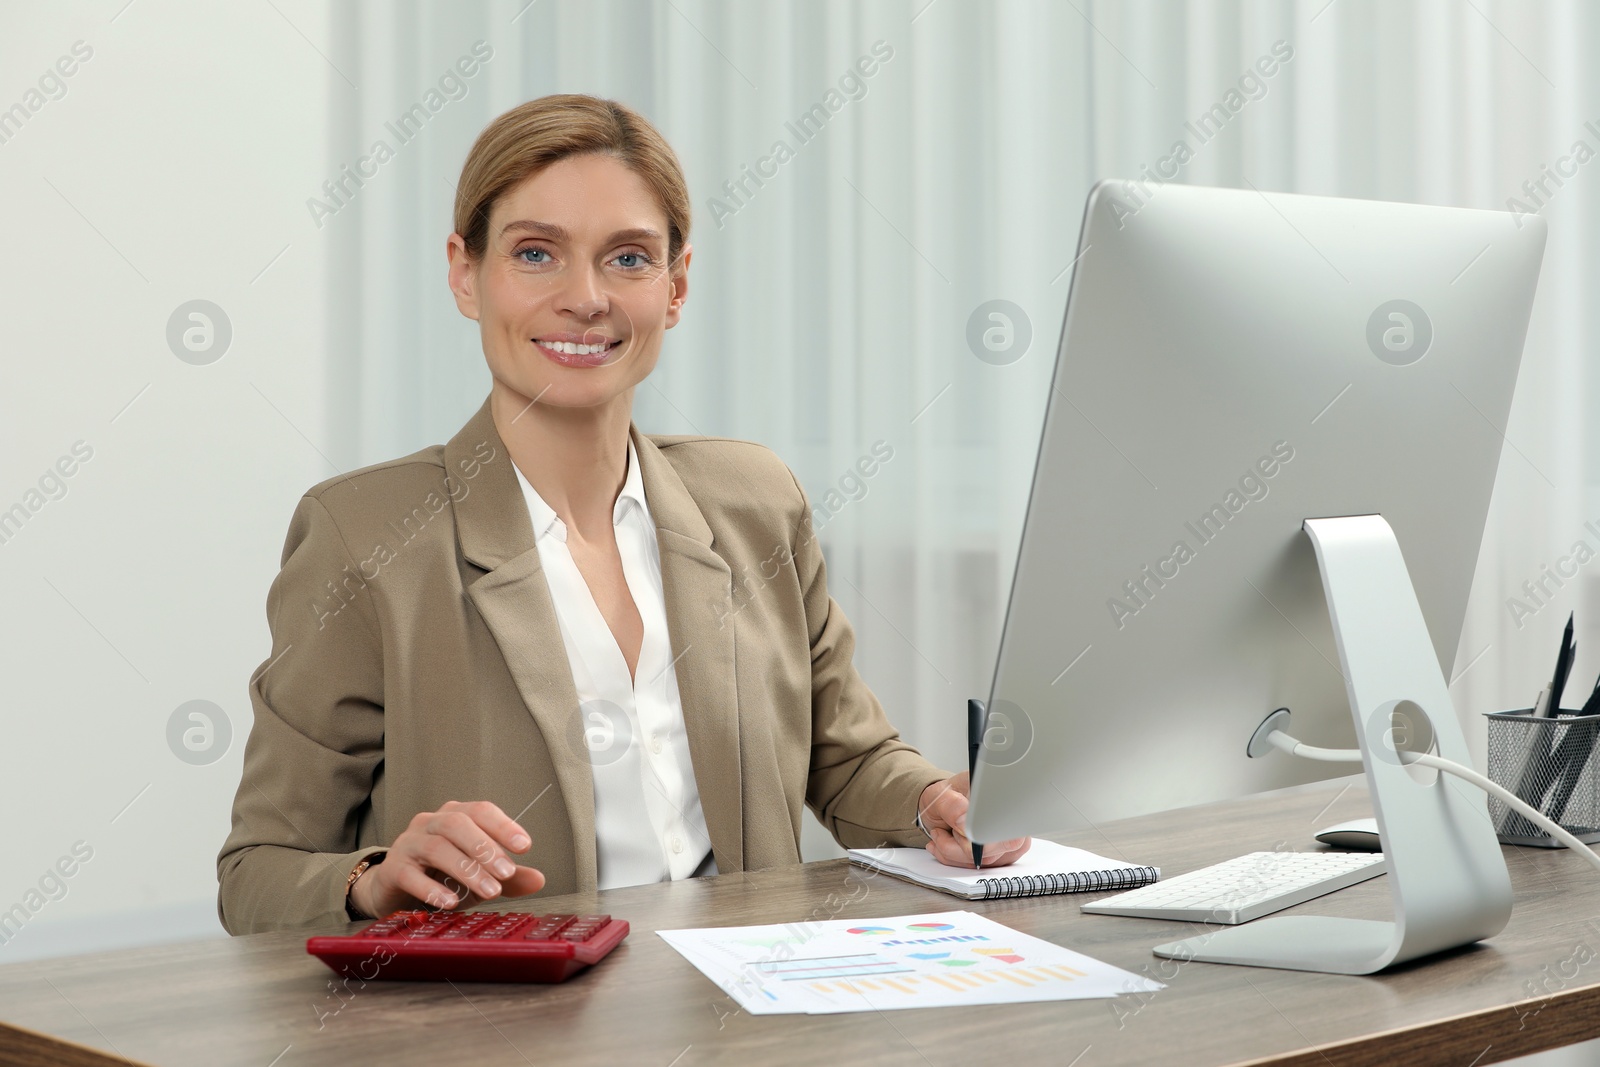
[{"left": 847, "top": 840, "right": 1159, "bottom": 900}]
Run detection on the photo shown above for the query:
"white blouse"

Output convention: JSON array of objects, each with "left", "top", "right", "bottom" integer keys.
[{"left": 512, "top": 439, "right": 717, "bottom": 890}]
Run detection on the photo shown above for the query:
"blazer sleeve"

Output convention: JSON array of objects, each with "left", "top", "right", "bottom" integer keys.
[
  {"left": 216, "top": 493, "right": 388, "bottom": 934},
  {"left": 786, "top": 469, "right": 953, "bottom": 848}
]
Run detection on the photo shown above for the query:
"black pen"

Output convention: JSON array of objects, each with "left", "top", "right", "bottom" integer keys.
[
  {"left": 1547, "top": 612, "right": 1576, "bottom": 715},
  {"left": 1580, "top": 671, "right": 1600, "bottom": 718},
  {"left": 1548, "top": 668, "right": 1600, "bottom": 824},
  {"left": 968, "top": 699, "right": 987, "bottom": 870},
  {"left": 1507, "top": 615, "right": 1579, "bottom": 837}
]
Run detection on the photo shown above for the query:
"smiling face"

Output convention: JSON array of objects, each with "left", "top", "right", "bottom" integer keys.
[{"left": 447, "top": 152, "right": 690, "bottom": 413}]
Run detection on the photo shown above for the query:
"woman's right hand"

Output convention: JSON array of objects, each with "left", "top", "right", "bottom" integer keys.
[{"left": 349, "top": 800, "right": 546, "bottom": 919}]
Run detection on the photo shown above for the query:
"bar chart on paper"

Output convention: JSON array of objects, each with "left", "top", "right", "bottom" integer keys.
[
  {"left": 796, "top": 957, "right": 1093, "bottom": 997},
  {"left": 659, "top": 911, "right": 1162, "bottom": 1014}
]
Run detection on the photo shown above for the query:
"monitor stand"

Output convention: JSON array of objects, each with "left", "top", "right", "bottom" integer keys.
[{"left": 1151, "top": 514, "right": 1513, "bottom": 975}]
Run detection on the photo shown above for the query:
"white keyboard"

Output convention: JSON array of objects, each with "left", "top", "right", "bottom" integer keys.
[{"left": 1080, "top": 850, "right": 1387, "bottom": 925}]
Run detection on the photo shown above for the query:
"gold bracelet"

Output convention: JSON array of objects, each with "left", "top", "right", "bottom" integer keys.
[{"left": 344, "top": 851, "right": 386, "bottom": 919}]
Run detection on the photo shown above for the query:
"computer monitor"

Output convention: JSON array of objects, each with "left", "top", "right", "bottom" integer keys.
[{"left": 967, "top": 180, "right": 1547, "bottom": 848}]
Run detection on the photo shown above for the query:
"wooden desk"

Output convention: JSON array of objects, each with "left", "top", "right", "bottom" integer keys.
[{"left": 4, "top": 780, "right": 1599, "bottom": 1067}]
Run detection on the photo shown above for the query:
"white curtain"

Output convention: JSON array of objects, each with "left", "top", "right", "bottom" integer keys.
[{"left": 326, "top": 0, "right": 1596, "bottom": 861}]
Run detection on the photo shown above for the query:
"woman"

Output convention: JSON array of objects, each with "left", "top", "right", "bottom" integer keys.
[{"left": 217, "top": 94, "right": 1028, "bottom": 934}]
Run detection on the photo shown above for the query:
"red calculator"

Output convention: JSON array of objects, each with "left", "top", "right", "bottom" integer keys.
[{"left": 306, "top": 910, "right": 629, "bottom": 983}]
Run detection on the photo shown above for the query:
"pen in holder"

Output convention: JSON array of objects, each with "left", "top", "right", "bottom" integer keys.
[{"left": 1485, "top": 708, "right": 1600, "bottom": 847}]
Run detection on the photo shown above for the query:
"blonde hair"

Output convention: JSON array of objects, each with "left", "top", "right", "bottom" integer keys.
[{"left": 453, "top": 94, "right": 690, "bottom": 267}]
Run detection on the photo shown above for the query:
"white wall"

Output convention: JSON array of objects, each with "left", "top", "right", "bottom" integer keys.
[{"left": 0, "top": 0, "right": 330, "bottom": 960}]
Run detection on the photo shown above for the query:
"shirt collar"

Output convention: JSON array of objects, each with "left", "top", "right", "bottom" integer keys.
[
  {"left": 514, "top": 438, "right": 648, "bottom": 545},
  {"left": 616, "top": 435, "right": 647, "bottom": 521}
]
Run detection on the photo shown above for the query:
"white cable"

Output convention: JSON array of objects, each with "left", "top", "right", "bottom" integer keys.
[{"left": 1264, "top": 729, "right": 1600, "bottom": 876}]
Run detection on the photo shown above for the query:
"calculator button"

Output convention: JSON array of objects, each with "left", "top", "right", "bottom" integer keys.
[
  {"left": 368, "top": 910, "right": 428, "bottom": 936},
  {"left": 525, "top": 914, "right": 577, "bottom": 939},
  {"left": 478, "top": 917, "right": 531, "bottom": 939},
  {"left": 559, "top": 916, "right": 610, "bottom": 941}
]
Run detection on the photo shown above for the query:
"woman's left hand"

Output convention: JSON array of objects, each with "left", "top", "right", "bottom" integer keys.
[{"left": 917, "top": 772, "right": 1031, "bottom": 868}]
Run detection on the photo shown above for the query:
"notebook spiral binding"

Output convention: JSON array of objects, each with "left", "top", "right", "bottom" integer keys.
[{"left": 976, "top": 866, "right": 1160, "bottom": 900}]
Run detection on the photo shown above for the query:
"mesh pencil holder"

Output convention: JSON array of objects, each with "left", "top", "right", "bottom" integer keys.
[{"left": 1485, "top": 709, "right": 1600, "bottom": 847}]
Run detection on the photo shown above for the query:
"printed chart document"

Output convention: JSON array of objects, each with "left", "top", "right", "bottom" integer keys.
[{"left": 658, "top": 910, "right": 1163, "bottom": 1014}]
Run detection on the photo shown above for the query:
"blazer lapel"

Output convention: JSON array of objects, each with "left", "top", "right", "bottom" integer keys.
[
  {"left": 631, "top": 427, "right": 746, "bottom": 872},
  {"left": 446, "top": 399, "right": 599, "bottom": 890}
]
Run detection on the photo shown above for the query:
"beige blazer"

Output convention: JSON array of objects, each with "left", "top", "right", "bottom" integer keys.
[{"left": 217, "top": 397, "right": 951, "bottom": 933}]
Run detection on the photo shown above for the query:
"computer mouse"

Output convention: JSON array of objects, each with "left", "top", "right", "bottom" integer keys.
[{"left": 1314, "top": 817, "right": 1381, "bottom": 851}]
